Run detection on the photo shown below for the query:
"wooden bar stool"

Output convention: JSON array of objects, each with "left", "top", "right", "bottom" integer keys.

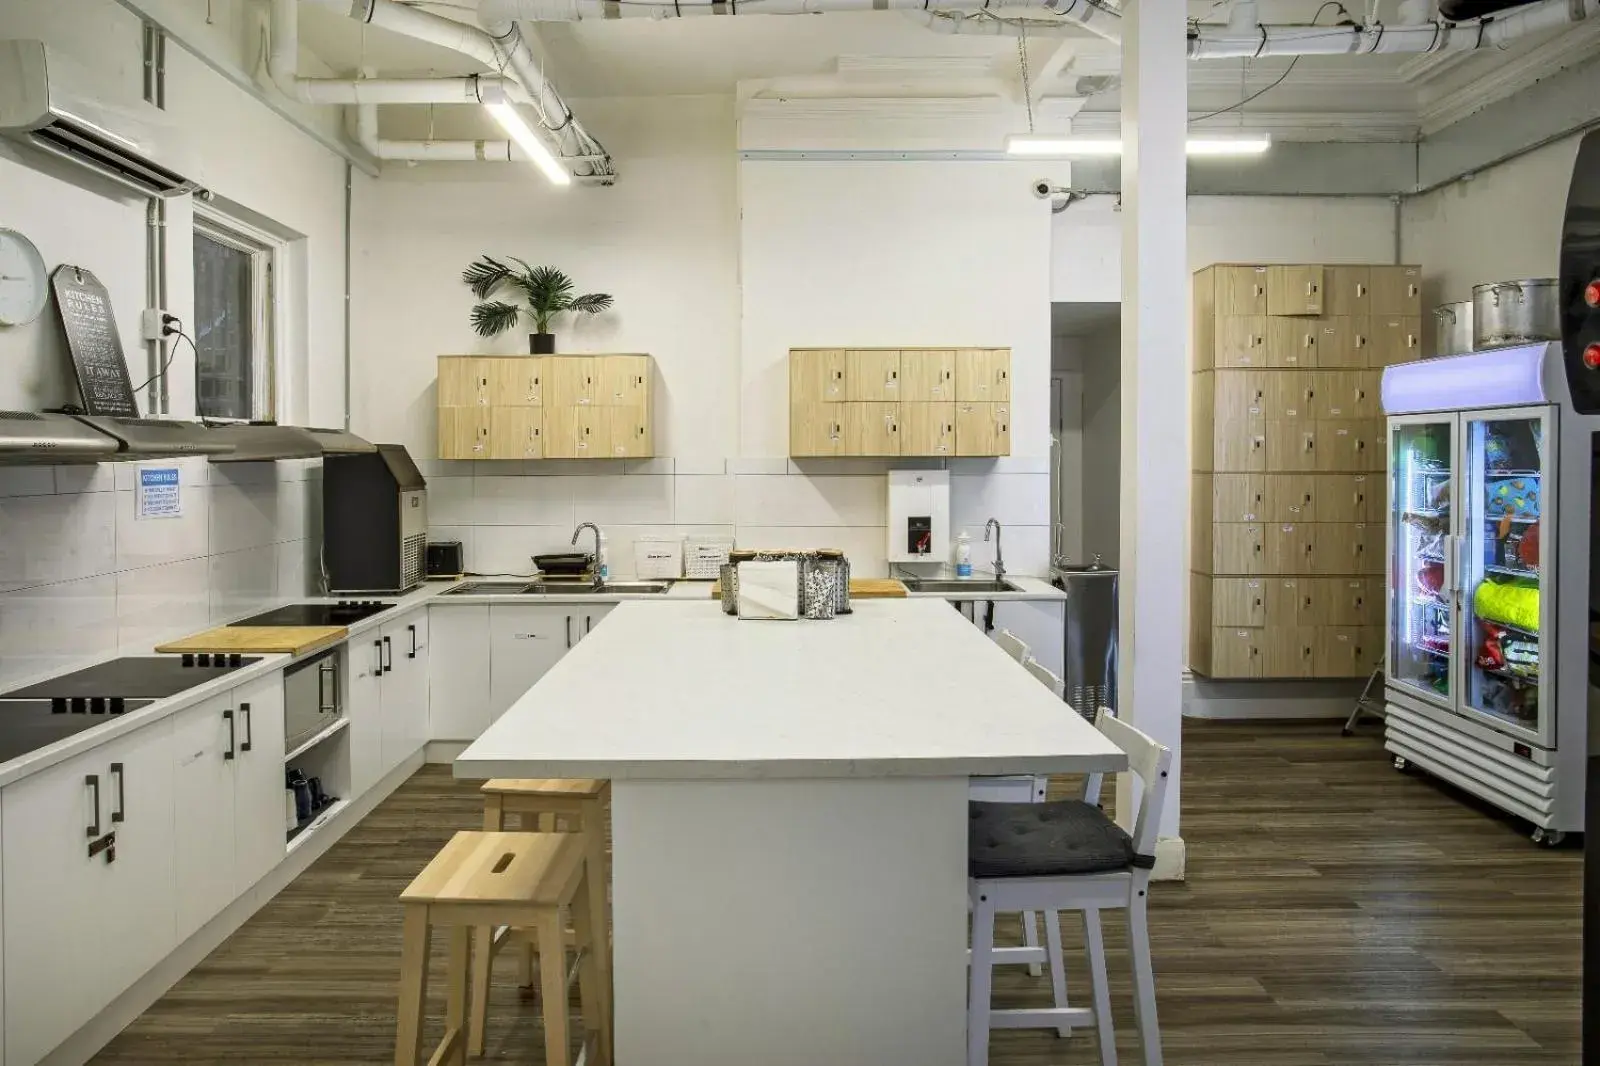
[
  {"left": 475, "top": 779, "right": 611, "bottom": 1053},
  {"left": 394, "top": 831, "right": 610, "bottom": 1066}
]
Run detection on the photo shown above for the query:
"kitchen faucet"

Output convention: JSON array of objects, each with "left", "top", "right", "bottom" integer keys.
[
  {"left": 572, "top": 522, "right": 602, "bottom": 589},
  {"left": 984, "top": 518, "right": 1005, "bottom": 579}
]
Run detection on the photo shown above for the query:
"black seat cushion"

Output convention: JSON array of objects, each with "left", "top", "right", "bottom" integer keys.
[{"left": 968, "top": 799, "right": 1151, "bottom": 878}]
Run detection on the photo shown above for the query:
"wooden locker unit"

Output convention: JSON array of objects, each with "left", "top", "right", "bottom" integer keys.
[
  {"left": 1267, "top": 265, "right": 1324, "bottom": 316},
  {"left": 955, "top": 403, "right": 1009, "bottom": 457},
  {"left": 955, "top": 348, "right": 1011, "bottom": 402},
  {"left": 488, "top": 407, "right": 542, "bottom": 460},
  {"left": 845, "top": 402, "right": 901, "bottom": 456},
  {"left": 1191, "top": 258, "right": 1419, "bottom": 679},
  {"left": 900, "top": 350, "right": 956, "bottom": 402},
  {"left": 847, "top": 349, "right": 901, "bottom": 401},
  {"left": 489, "top": 357, "right": 545, "bottom": 406},
  {"left": 791, "top": 401, "right": 844, "bottom": 457},
  {"left": 902, "top": 402, "right": 956, "bottom": 456}
]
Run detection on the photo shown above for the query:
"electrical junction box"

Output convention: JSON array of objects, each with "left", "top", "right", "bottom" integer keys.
[{"left": 887, "top": 470, "right": 950, "bottom": 564}]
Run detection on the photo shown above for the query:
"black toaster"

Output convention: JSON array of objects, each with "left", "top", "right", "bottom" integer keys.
[{"left": 426, "top": 540, "right": 464, "bottom": 577}]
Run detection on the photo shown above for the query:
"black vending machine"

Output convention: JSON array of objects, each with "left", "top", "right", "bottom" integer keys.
[{"left": 1558, "top": 128, "right": 1600, "bottom": 1065}]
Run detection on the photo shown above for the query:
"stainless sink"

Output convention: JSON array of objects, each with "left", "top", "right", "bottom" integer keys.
[
  {"left": 524, "top": 581, "right": 671, "bottom": 595},
  {"left": 443, "top": 581, "right": 537, "bottom": 595},
  {"left": 902, "top": 579, "right": 1020, "bottom": 594}
]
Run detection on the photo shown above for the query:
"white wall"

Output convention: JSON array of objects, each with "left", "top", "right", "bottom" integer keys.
[
  {"left": 0, "top": 0, "right": 349, "bottom": 425},
  {"left": 1401, "top": 134, "right": 1583, "bottom": 310},
  {"left": 0, "top": 0, "right": 345, "bottom": 687}
]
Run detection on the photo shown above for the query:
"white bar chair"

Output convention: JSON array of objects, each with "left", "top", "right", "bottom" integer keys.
[
  {"left": 967, "top": 710, "right": 1171, "bottom": 1066},
  {"left": 995, "top": 628, "right": 1030, "bottom": 663}
]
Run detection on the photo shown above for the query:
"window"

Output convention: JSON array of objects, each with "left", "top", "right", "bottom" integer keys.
[{"left": 193, "top": 213, "right": 276, "bottom": 421}]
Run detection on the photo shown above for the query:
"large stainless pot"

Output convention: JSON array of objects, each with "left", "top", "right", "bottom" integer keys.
[
  {"left": 1472, "top": 278, "right": 1561, "bottom": 348},
  {"left": 1433, "top": 301, "right": 1474, "bottom": 356}
]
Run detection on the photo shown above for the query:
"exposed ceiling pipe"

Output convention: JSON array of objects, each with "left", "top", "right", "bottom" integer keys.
[
  {"left": 297, "top": 0, "right": 614, "bottom": 179},
  {"left": 355, "top": 102, "right": 518, "bottom": 160},
  {"left": 268, "top": 0, "right": 526, "bottom": 105},
  {"left": 481, "top": 0, "right": 1123, "bottom": 40}
]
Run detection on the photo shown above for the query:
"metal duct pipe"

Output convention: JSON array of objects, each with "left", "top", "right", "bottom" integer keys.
[
  {"left": 354, "top": 101, "right": 521, "bottom": 162},
  {"left": 1188, "top": 0, "right": 1600, "bottom": 59},
  {"left": 296, "top": 0, "right": 614, "bottom": 178}
]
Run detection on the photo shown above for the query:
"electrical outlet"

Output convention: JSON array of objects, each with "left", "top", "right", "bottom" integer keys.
[{"left": 140, "top": 308, "right": 167, "bottom": 342}]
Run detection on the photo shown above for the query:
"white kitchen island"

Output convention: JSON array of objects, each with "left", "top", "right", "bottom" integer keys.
[{"left": 456, "top": 598, "right": 1127, "bottom": 1066}]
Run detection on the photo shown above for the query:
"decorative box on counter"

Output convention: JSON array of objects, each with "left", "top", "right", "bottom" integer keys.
[{"left": 720, "top": 550, "right": 851, "bottom": 620}]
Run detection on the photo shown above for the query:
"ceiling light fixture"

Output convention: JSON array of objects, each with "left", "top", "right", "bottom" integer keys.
[
  {"left": 1005, "top": 134, "right": 1273, "bottom": 157},
  {"left": 483, "top": 98, "right": 571, "bottom": 186}
]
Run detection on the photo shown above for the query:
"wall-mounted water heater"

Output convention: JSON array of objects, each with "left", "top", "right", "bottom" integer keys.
[{"left": 887, "top": 470, "right": 950, "bottom": 564}]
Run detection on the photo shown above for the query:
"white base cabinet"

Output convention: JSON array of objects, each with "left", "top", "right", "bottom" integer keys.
[
  {"left": 2, "top": 718, "right": 177, "bottom": 1066},
  {"left": 379, "top": 611, "right": 430, "bottom": 774},
  {"left": 429, "top": 603, "right": 613, "bottom": 741},
  {"left": 172, "top": 674, "right": 287, "bottom": 943},
  {"left": 346, "top": 634, "right": 386, "bottom": 797}
]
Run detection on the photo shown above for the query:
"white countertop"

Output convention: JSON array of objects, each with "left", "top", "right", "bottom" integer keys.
[{"left": 455, "top": 598, "right": 1125, "bottom": 781}]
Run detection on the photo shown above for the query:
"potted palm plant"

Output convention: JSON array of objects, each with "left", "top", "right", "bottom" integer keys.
[{"left": 461, "top": 255, "right": 614, "bottom": 354}]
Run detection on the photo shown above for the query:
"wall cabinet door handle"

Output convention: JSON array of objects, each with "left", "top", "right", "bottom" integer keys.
[
  {"left": 110, "top": 762, "right": 126, "bottom": 823},
  {"left": 240, "top": 702, "right": 253, "bottom": 753},
  {"left": 85, "top": 774, "right": 101, "bottom": 838},
  {"left": 223, "top": 709, "right": 236, "bottom": 760}
]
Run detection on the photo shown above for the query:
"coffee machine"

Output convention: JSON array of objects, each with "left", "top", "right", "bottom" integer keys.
[{"left": 1557, "top": 128, "right": 1600, "bottom": 1065}]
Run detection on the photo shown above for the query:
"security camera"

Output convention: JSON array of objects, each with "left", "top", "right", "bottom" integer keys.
[{"left": 1032, "top": 179, "right": 1057, "bottom": 200}]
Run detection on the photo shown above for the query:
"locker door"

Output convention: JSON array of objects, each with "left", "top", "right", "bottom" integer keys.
[
  {"left": 547, "top": 356, "right": 598, "bottom": 406},
  {"left": 1370, "top": 265, "right": 1423, "bottom": 316},
  {"left": 955, "top": 403, "right": 1009, "bottom": 457},
  {"left": 1214, "top": 421, "right": 1267, "bottom": 472},
  {"left": 955, "top": 348, "right": 1011, "bottom": 402},
  {"left": 1325, "top": 266, "right": 1371, "bottom": 318},
  {"left": 439, "top": 357, "right": 491, "bottom": 407},
  {"left": 1211, "top": 628, "right": 1263, "bottom": 677},
  {"left": 487, "top": 407, "right": 542, "bottom": 460},
  {"left": 1267, "top": 317, "right": 1321, "bottom": 369},
  {"left": 1314, "top": 626, "right": 1377, "bottom": 677},
  {"left": 792, "top": 349, "right": 847, "bottom": 404},
  {"left": 1265, "top": 577, "right": 1305, "bottom": 627},
  {"left": 1265, "top": 372, "right": 1316, "bottom": 422},
  {"left": 845, "top": 402, "right": 901, "bottom": 455},
  {"left": 1267, "top": 265, "right": 1325, "bottom": 316},
  {"left": 1315, "top": 317, "right": 1365, "bottom": 369},
  {"left": 1216, "top": 265, "right": 1269, "bottom": 315},
  {"left": 1264, "top": 626, "right": 1316, "bottom": 678},
  {"left": 1212, "top": 473, "right": 1265, "bottom": 522},
  {"left": 1266, "top": 421, "right": 1317, "bottom": 472},
  {"left": 439, "top": 406, "right": 490, "bottom": 459},
  {"left": 597, "top": 355, "right": 650, "bottom": 407},
  {"left": 544, "top": 406, "right": 608, "bottom": 459},
  {"left": 900, "top": 350, "right": 956, "bottom": 402},
  {"left": 1264, "top": 473, "right": 1318, "bottom": 522},
  {"left": 791, "top": 402, "right": 844, "bottom": 457},
  {"left": 489, "top": 356, "right": 545, "bottom": 406},
  {"left": 608, "top": 407, "right": 652, "bottom": 458},
  {"left": 901, "top": 402, "right": 955, "bottom": 456},
  {"left": 1266, "top": 522, "right": 1317, "bottom": 575},
  {"left": 1215, "top": 316, "right": 1268, "bottom": 368},
  {"left": 1212, "top": 578, "right": 1266, "bottom": 627},
  {"left": 1215, "top": 370, "right": 1268, "bottom": 423},
  {"left": 846, "top": 350, "right": 902, "bottom": 401},
  {"left": 1370, "top": 316, "right": 1423, "bottom": 367},
  {"left": 1318, "top": 421, "right": 1374, "bottom": 472},
  {"left": 1212, "top": 524, "right": 1266, "bottom": 575}
]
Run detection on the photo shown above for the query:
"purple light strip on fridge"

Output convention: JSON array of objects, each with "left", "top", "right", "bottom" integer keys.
[{"left": 1381, "top": 343, "right": 1551, "bottom": 415}]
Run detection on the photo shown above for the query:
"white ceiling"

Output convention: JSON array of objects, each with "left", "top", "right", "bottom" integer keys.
[{"left": 293, "top": 0, "right": 1600, "bottom": 136}]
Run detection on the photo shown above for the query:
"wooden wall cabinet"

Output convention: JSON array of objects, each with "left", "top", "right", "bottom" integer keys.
[
  {"left": 1190, "top": 261, "right": 1418, "bottom": 679},
  {"left": 789, "top": 347, "right": 1011, "bottom": 457},
  {"left": 438, "top": 354, "right": 654, "bottom": 461}
]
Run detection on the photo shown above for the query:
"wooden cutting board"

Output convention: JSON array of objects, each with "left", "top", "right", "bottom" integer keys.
[
  {"left": 709, "top": 578, "right": 907, "bottom": 600},
  {"left": 155, "top": 625, "right": 347, "bottom": 656}
]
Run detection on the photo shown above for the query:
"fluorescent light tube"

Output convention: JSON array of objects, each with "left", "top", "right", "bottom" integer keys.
[
  {"left": 485, "top": 102, "right": 572, "bottom": 186},
  {"left": 1005, "top": 134, "right": 1272, "bottom": 157}
]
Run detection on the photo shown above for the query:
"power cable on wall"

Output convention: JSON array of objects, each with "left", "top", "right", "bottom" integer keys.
[{"left": 1188, "top": 2, "right": 1349, "bottom": 125}]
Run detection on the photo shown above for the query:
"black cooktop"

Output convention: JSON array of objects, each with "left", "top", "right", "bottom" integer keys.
[
  {"left": 0, "top": 699, "right": 156, "bottom": 762},
  {"left": 231, "top": 600, "right": 395, "bottom": 627},
  {"left": 0, "top": 654, "right": 263, "bottom": 700}
]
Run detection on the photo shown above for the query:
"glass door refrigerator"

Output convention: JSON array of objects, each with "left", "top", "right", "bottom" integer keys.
[{"left": 1383, "top": 342, "right": 1593, "bottom": 845}]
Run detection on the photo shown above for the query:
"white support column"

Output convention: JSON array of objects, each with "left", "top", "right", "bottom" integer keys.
[{"left": 1118, "top": 0, "right": 1187, "bottom": 878}]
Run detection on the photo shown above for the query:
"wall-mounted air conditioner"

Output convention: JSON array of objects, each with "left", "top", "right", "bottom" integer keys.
[{"left": 0, "top": 39, "right": 200, "bottom": 198}]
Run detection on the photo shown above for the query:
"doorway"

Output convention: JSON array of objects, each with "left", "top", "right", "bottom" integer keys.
[{"left": 1051, "top": 301, "right": 1121, "bottom": 566}]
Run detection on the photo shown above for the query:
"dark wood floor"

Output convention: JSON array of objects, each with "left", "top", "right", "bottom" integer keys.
[{"left": 90, "top": 720, "right": 1581, "bottom": 1065}]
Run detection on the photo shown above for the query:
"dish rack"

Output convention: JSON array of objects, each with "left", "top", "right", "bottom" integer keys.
[{"left": 684, "top": 536, "right": 735, "bottom": 580}]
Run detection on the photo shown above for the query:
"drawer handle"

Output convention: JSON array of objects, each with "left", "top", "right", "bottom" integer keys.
[
  {"left": 223, "top": 709, "right": 236, "bottom": 760},
  {"left": 86, "top": 774, "right": 101, "bottom": 838},
  {"left": 110, "top": 762, "right": 125, "bottom": 823},
  {"left": 240, "top": 702, "right": 253, "bottom": 753}
]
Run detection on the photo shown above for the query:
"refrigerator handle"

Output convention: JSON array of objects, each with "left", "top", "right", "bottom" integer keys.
[{"left": 1442, "top": 534, "right": 1461, "bottom": 603}]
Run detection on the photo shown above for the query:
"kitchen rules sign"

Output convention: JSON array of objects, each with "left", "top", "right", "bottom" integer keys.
[{"left": 137, "top": 467, "right": 182, "bottom": 520}]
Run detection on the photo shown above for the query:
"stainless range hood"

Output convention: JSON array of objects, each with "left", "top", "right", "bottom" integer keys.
[
  {"left": 0, "top": 410, "right": 119, "bottom": 464},
  {"left": 206, "top": 422, "right": 322, "bottom": 462},
  {"left": 70, "top": 415, "right": 234, "bottom": 458},
  {"left": 302, "top": 426, "right": 376, "bottom": 454}
]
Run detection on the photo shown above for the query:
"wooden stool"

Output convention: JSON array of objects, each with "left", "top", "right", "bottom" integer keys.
[
  {"left": 475, "top": 779, "right": 611, "bottom": 1054},
  {"left": 395, "top": 831, "right": 610, "bottom": 1066}
]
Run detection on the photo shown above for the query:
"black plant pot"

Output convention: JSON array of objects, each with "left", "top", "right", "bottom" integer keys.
[{"left": 530, "top": 332, "right": 555, "bottom": 354}]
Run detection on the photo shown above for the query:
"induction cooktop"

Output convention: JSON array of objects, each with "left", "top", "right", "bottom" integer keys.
[
  {"left": 230, "top": 600, "right": 395, "bottom": 627},
  {"left": 0, "top": 698, "right": 156, "bottom": 763},
  {"left": 0, "top": 654, "right": 263, "bottom": 701}
]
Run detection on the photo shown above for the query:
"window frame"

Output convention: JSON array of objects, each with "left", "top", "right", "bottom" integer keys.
[{"left": 191, "top": 205, "right": 283, "bottom": 422}]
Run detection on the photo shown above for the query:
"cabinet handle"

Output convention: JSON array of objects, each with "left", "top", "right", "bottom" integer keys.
[
  {"left": 1306, "top": 282, "right": 1318, "bottom": 296},
  {"left": 86, "top": 774, "right": 101, "bottom": 838},
  {"left": 565, "top": 615, "right": 573, "bottom": 649},
  {"left": 1408, "top": 283, "right": 1419, "bottom": 298},
  {"left": 240, "top": 702, "right": 253, "bottom": 753},
  {"left": 319, "top": 659, "right": 336, "bottom": 715},
  {"left": 223, "top": 709, "right": 236, "bottom": 760},
  {"left": 408, "top": 624, "right": 418, "bottom": 659},
  {"left": 1355, "top": 334, "right": 1367, "bottom": 348},
  {"left": 1356, "top": 283, "right": 1367, "bottom": 297},
  {"left": 383, "top": 635, "right": 393, "bottom": 673},
  {"left": 110, "top": 762, "right": 126, "bottom": 823},
  {"left": 586, "top": 614, "right": 594, "bottom": 635},
  {"left": 1407, "top": 333, "right": 1418, "bottom": 349},
  {"left": 374, "top": 639, "right": 383, "bottom": 675}
]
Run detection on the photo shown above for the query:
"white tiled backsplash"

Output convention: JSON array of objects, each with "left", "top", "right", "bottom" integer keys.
[
  {"left": 417, "top": 456, "right": 1052, "bottom": 582},
  {"left": 0, "top": 457, "right": 322, "bottom": 690}
]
